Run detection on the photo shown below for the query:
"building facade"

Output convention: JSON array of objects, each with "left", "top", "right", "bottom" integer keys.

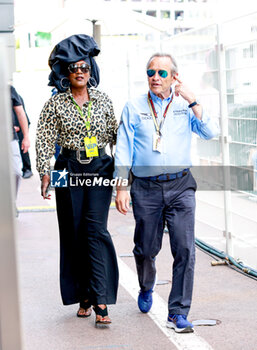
[{"left": 103, "top": 0, "right": 216, "bottom": 34}]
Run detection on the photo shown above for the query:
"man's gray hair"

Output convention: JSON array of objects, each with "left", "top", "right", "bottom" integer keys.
[{"left": 146, "top": 53, "right": 178, "bottom": 75}]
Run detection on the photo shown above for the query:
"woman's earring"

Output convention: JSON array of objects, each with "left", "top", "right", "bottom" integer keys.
[
  {"left": 60, "top": 77, "right": 70, "bottom": 89},
  {"left": 88, "top": 76, "right": 97, "bottom": 88}
]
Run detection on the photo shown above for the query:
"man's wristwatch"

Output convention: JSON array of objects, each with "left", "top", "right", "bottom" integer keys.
[{"left": 188, "top": 100, "right": 200, "bottom": 108}]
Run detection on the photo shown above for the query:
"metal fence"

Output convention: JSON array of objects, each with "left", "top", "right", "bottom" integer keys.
[
  {"left": 100, "top": 11, "right": 257, "bottom": 270},
  {"left": 160, "top": 12, "right": 257, "bottom": 269}
]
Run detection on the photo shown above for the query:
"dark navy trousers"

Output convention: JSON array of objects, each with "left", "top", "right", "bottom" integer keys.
[{"left": 130, "top": 171, "right": 197, "bottom": 315}]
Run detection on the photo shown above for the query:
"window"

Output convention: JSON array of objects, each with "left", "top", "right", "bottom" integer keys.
[
  {"left": 146, "top": 10, "right": 157, "bottom": 17},
  {"left": 161, "top": 10, "right": 170, "bottom": 19},
  {"left": 243, "top": 44, "right": 255, "bottom": 58},
  {"left": 175, "top": 10, "right": 184, "bottom": 20}
]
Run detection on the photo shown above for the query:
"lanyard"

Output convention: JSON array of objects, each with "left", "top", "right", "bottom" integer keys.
[
  {"left": 147, "top": 91, "right": 173, "bottom": 135},
  {"left": 71, "top": 97, "right": 92, "bottom": 137}
]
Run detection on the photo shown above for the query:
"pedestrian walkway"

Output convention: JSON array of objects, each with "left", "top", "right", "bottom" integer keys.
[{"left": 16, "top": 175, "right": 257, "bottom": 350}]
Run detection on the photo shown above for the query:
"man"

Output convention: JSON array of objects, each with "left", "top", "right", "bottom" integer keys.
[
  {"left": 11, "top": 85, "right": 30, "bottom": 198},
  {"left": 14, "top": 93, "right": 33, "bottom": 179},
  {"left": 114, "top": 53, "right": 219, "bottom": 333}
]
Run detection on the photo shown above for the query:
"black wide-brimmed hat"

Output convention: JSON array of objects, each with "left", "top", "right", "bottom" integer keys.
[{"left": 48, "top": 34, "right": 100, "bottom": 92}]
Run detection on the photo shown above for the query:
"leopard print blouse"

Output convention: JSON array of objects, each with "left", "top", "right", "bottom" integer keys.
[{"left": 36, "top": 87, "right": 118, "bottom": 179}]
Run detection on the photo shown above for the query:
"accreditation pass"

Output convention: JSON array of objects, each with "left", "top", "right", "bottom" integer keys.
[{"left": 153, "top": 132, "right": 162, "bottom": 153}]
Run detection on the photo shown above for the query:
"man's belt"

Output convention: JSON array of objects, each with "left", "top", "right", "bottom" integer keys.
[
  {"left": 139, "top": 169, "right": 189, "bottom": 182},
  {"left": 61, "top": 147, "right": 106, "bottom": 164}
]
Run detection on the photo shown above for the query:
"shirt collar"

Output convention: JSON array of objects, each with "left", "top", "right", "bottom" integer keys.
[
  {"left": 65, "top": 88, "right": 73, "bottom": 100},
  {"left": 149, "top": 89, "right": 173, "bottom": 103}
]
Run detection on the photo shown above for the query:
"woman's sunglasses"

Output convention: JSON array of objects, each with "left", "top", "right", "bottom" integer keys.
[
  {"left": 147, "top": 69, "right": 168, "bottom": 78},
  {"left": 68, "top": 63, "right": 90, "bottom": 74}
]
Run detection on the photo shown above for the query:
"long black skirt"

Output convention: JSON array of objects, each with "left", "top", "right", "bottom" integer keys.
[{"left": 54, "top": 153, "right": 119, "bottom": 305}]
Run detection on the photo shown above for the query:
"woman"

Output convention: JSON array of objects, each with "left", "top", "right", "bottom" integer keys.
[{"left": 36, "top": 34, "right": 118, "bottom": 325}]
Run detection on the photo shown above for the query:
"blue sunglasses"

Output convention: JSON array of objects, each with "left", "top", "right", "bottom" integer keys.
[{"left": 147, "top": 69, "right": 168, "bottom": 78}]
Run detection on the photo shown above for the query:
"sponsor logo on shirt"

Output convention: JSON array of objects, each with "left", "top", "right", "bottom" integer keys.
[
  {"left": 140, "top": 112, "right": 152, "bottom": 120},
  {"left": 173, "top": 109, "right": 187, "bottom": 116}
]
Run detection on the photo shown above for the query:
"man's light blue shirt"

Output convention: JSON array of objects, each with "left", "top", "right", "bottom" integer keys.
[{"left": 114, "top": 89, "right": 219, "bottom": 179}]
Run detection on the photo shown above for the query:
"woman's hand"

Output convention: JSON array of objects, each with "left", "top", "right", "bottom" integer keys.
[{"left": 41, "top": 175, "right": 51, "bottom": 199}]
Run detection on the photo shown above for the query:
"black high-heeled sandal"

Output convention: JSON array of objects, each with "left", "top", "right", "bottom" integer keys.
[
  {"left": 77, "top": 300, "right": 92, "bottom": 318},
  {"left": 93, "top": 305, "right": 112, "bottom": 324}
]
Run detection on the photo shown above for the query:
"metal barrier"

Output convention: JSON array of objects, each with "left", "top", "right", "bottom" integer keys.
[
  {"left": 100, "top": 11, "right": 257, "bottom": 270},
  {"left": 161, "top": 12, "right": 257, "bottom": 269}
]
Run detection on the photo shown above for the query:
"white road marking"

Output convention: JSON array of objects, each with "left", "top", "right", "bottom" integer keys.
[{"left": 118, "top": 258, "right": 214, "bottom": 350}]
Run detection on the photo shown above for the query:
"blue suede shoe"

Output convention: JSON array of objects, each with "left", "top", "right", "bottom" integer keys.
[
  {"left": 138, "top": 289, "right": 153, "bottom": 313},
  {"left": 137, "top": 276, "right": 157, "bottom": 313},
  {"left": 166, "top": 314, "right": 194, "bottom": 333}
]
